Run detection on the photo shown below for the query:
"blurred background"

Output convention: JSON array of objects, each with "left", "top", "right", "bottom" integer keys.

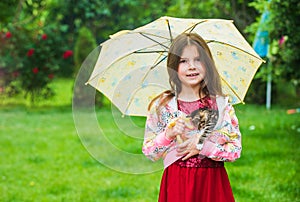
[
  {"left": 0, "top": 0, "right": 299, "bottom": 106},
  {"left": 0, "top": 1, "right": 299, "bottom": 202}
]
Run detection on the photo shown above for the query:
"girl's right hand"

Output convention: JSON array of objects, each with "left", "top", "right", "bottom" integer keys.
[{"left": 166, "top": 118, "right": 186, "bottom": 140}]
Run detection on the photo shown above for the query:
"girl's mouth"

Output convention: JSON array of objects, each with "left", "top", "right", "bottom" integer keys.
[{"left": 186, "top": 73, "right": 199, "bottom": 77}]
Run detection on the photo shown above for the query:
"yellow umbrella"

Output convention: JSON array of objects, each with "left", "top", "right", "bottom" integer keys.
[{"left": 86, "top": 16, "right": 264, "bottom": 116}]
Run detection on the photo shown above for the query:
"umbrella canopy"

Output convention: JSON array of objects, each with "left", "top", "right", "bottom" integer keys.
[{"left": 86, "top": 16, "right": 264, "bottom": 116}]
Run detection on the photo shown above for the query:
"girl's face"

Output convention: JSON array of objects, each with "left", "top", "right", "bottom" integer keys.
[{"left": 177, "top": 45, "right": 206, "bottom": 89}]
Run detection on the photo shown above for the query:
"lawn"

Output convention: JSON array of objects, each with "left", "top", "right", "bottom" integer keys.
[{"left": 0, "top": 78, "right": 299, "bottom": 202}]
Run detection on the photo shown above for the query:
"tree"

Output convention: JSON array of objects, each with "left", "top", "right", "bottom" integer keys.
[
  {"left": 47, "top": 0, "right": 172, "bottom": 43},
  {"left": 247, "top": 0, "right": 300, "bottom": 101},
  {"left": 269, "top": 0, "right": 300, "bottom": 93},
  {"left": 166, "top": 0, "right": 258, "bottom": 34}
]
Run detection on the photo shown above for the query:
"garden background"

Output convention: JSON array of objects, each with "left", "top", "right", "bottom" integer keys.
[{"left": 0, "top": 0, "right": 299, "bottom": 201}]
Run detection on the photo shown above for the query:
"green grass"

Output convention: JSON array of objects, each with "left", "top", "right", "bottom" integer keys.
[
  {"left": 0, "top": 78, "right": 74, "bottom": 108},
  {"left": 228, "top": 104, "right": 300, "bottom": 201},
  {"left": 0, "top": 78, "right": 299, "bottom": 201}
]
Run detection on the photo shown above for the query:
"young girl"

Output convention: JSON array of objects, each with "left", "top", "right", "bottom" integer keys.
[{"left": 142, "top": 33, "right": 241, "bottom": 202}]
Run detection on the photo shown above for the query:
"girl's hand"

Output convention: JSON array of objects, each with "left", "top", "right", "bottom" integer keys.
[
  {"left": 165, "top": 118, "right": 186, "bottom": 140},
  {"left": 176, "top": 132, "right": 201, "bottom": 160}
]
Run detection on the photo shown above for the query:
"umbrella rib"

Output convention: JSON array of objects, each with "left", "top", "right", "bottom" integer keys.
[
  {"left": 182, "top": 20, "right": 210, "bottom": 34},
  {"left": 166, "top": 19, "right": 173, "bottom": 42},
  {"left": 150, "top": 55, "right": 167, "bottom": 70},
  {"left": 184, "top": 19, "right": 234, "bottom": 34},
  {"left": 124, "top": 53, "right": 167, "bottom": 114},
  {"left": 134, "top": 42, "right": 169, "bottom": 54},
  {"left": 137, "top": 31, "right": 170, "bottom": 40},
  {"left": 134, "top": 50, "right": 168, "bottom": 54},
  {"left": 206, "top": 40, "right": 265, "bottom": 62},
  {"left": 139, "top": 32, "right": 169, "bottom": 49},
  {"left": 186, "top": 20, "right": 207, "bottom": 33},
  {"left": 220, "top": 75, "right": 244, "bottom": 104},
  {"left": 86, "top": 43, "right": 169, "bottom": 84},
  {"left": 134, "top": 41, "right": 169, "bottom": 53}
]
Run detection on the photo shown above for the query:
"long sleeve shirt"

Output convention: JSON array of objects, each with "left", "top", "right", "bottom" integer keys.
[{"left": 142, "top": 95, "right": 242, "bottom": 168}]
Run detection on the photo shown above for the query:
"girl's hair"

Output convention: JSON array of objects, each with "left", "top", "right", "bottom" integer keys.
[{"left": 148, "top": 33, "right": 223, "bottom": 111}]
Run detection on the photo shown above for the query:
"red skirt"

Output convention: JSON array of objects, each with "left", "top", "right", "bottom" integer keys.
[{"left": 158, "top": 158, "right": 235, "bottom": 202}]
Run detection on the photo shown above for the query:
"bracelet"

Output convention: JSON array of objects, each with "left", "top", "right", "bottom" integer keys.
[
  {"left": 196, "top": 143, "right": 203, "bottom": 151},
  {"left": 186, "top": 129, "right": 203, "bottom": 136}
]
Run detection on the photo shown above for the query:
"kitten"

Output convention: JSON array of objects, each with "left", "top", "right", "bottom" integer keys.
[{"left": 187, "top": 108, "right": 219, "bottom": 144}]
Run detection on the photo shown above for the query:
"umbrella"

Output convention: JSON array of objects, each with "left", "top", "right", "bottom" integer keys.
[
  {"left": 252, "top": 0, "right": 272, "bottom": 109},
  {"left": 253, "top": 10, "right": 270, "bottom": 58},
  {"left": 86, "top": 16, "right": 264, "bottom": 116}
]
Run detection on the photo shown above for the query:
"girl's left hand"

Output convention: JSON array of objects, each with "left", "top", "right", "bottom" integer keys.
[{"left": 176, "top": 133, "right": 200, "bottom": 161}]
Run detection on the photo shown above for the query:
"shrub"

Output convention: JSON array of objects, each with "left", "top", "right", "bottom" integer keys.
[
  {"left": 74, "top": 27, "right": 97, "bottom": 75},
  {"left": 73, "top": 26, "right": 103, "bottom": 107},
  {"left": 0, "top": 25, "right": 74, "bottom": 103}
]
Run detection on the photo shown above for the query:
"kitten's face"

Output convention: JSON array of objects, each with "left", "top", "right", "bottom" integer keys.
[
  {"left": 191, "top": 111, "right": 208, "bottom": 130},
  {"left": 186, "top": 108, "right": 218, "bottom": 144},
  {"left": 189, "top": 108, "right": 218, "bottom": 131}
]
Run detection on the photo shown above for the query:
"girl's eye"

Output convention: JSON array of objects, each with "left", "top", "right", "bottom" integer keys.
[{"left": 179, "top": 59, "right": 187, "bottom": 63}]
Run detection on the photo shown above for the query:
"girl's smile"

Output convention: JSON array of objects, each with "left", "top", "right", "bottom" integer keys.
[{"left": 186, "top": 72, "right": 200, "bottom": 78}]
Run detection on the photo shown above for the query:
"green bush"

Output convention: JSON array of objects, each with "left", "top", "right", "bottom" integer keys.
[
  {"left": 0, "top": 25, "right": 73, "bottom": 103},
  {"left": 73, "top": 26, "right": 103, "bottom": 107},
  {"left": 74, "top": 27, "right": 97, "bottom": 76}
]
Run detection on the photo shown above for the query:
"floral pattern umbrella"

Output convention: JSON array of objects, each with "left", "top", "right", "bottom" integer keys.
[{"left": 86, "top": 16, "right": 264, "bottom": 116}]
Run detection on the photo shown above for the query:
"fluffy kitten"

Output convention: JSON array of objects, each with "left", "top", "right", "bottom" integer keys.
[{"left": 187, "top": 108, "right": 219, "bottom": 144}]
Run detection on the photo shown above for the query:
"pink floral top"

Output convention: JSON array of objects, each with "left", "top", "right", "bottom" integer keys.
[{"left": 142, "top": 95, "right": 242, "bottom": 168}]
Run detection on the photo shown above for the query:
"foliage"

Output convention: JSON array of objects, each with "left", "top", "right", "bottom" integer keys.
[
  {"left": 0, "top": 0, "right": 22, "bottom": 24},
  {"left": 166, "top": 0, "right": 258, "bottom": 33},
  {"left": 47, "top": 0, "right": 172, "bottom": 43},
  {"left": 21, "top": 26, "right": 73, "bottom": 102},
  {"left": 0, "top": 25, "right": 31, "bottom": 96},
  {"left": 247, "top": 0, "right": 300, "bottom": 92},
  {"left": 0, "top": 0, "right": 74, "bottom": 103},
  {"left": 73, "top": 26, "right": 101, "bottom": 107},
  {"left": 269, "top": 0, "right": 300, "bottom": 89},
  {"left": 1, "top": 0, "right": 299, "bottom": 105},
  {"left": 74, "top": 27, "right": 97, "bottom": 74},
  {"left": 0, "top": 24, "right": 73, "bottom": 103}
]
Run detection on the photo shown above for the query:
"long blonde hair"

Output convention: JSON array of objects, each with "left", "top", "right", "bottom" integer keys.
[{"left": 148, "top": 33, "right": 223, "bottom": 110}]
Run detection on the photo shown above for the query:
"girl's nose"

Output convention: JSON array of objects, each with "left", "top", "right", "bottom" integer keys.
[{"left": 188, "top": 62, "right": 197, "bottom": 69}]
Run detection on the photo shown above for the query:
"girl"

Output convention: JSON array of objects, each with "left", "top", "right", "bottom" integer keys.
[{"left": 142, "top": 33, "right": 241, "bottom": 202}]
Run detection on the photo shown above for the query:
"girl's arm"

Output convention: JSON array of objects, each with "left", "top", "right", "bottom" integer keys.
[
  {"left": 142, "top": 106, "right": 174, "bottom": 162},
  {"left": 199, "top": 103, "right": 242, "bottom": 162}
]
